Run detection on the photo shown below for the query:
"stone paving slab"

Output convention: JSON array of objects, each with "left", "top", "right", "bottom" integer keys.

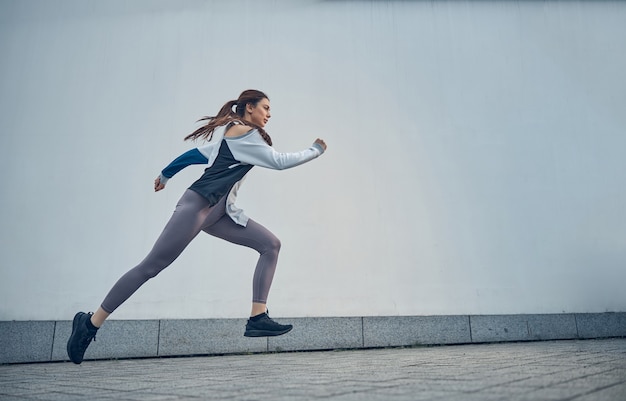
[
  {"left": 268, "top": 317, "right": 362, "bottom": 352},
  {"left": 0, "top": 338, "right": 625, "bottom": 401},
  {"left": 577, "top": 312, "right": 626, "bottom": 339},
  {"left": 51, "top": 319, "right": 159, "bottom": 362},
  {"left": 158, "top": 318, "right": 267, "bottom": 356},
  {"left": 470, "top": 313, "right": 580, "bottom": 343},
  {"left": 363, "top": 315, "right": 471, "bottom": 347},
  {"left": 526, "top": 313, "right": 579, "bottom": 340},
  {"left": 0, "top": 321, "right": 55, "bottom": 364}
]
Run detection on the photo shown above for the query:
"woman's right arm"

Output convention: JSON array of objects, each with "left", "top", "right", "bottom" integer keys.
[{"left": 154, "top": 148, "right": 210, "bottom": 191}]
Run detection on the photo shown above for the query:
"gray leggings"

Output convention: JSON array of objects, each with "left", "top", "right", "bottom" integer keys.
[{"left": 100, "top": 189, "right": 281, "bottom": 313}]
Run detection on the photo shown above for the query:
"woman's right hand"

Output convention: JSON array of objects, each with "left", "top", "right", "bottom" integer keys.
[
  {"left": 314, "top": 138, "right": 327, "bottom": 152},
  {"left": 154, "top": 176, "right": 165, "bottom": 192}
]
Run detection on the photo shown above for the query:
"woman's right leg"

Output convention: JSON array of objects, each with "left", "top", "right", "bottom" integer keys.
[
  {"left": 98, "top": 190, "right": 216, "bottom": 320},
  {"left": 68, "top": 189, "right": 218, "bottom": 364}
]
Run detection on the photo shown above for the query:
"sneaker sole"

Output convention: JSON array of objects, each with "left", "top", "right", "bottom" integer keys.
[
  {"left": 244, "top": 326, "right": 293, "bottom": 337},
  {"left": 67, "top": 312, "right": 84, "bottom": 364}
]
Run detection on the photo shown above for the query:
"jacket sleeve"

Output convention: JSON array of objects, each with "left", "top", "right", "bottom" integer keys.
[
  {"left": 159, "top": 148, "right": 209, "bottom": 184},
  {"left": 228, "top": 130, "right": 325, "bottom": 170}
]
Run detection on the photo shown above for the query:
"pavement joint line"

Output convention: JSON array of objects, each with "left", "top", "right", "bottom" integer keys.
[
  {"left": 360, "top": 316, "right": 364, "bottom": 348},
  {"left": 49, "top": 320, "right": 56, "bottom": 362},
  {"left": 567, "top": 379, "right": 626, "bottom": 401}
]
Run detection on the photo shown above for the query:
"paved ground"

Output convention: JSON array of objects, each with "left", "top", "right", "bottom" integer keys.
[{"left": 0, "top": 338, "right": 625, "bottom": 401}]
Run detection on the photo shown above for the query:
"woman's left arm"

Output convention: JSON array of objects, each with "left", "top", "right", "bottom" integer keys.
[{"left": 229, "top": 131, "right": 326, "bottom": 170}]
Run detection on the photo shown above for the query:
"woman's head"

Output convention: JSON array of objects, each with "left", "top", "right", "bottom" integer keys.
[
  {"left": 234, "top": 89, "right": 270, "bottom": 128},
  {"left": 184, "top": 89, "right": 272, "bottom": 144}
]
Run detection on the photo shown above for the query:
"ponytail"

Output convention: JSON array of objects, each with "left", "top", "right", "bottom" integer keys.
[{"left": 184, "top": 90, "right": 272, "bottom": 145}]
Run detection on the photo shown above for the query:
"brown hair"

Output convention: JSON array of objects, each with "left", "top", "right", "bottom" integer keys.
[{"left": 184, "top": 89, "right": 272, "bottom": 145}]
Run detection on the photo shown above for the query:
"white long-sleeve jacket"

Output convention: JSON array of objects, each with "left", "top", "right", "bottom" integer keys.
[{"left": 159, "top": 124, "right": 325, "bottom": 226}]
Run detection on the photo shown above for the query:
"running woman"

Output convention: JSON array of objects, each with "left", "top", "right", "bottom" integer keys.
[{"left": 67, "top": 89, "right": 327, "bottom": 364}]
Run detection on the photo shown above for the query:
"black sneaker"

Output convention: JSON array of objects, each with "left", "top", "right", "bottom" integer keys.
[
  {"left": 244, "top": 312, "right": 293, "bottom": 337},
  {"left": 67, "top": 312, "right": 98, "bottom": 364}
]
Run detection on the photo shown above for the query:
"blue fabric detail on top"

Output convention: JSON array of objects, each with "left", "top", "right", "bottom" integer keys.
[{"left": 161, "top": 148, "right": 208, "bottom": 178}]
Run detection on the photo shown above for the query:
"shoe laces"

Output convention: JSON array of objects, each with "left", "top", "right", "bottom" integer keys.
[
  {"left": 79, "top": 328, "right": 97, "bottom": 353},
  {"left": 261, "top": 314, "right": 281, "bottom": 326}
]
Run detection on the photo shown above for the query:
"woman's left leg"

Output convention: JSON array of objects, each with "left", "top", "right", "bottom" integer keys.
[
  {"left": 203, "top": 215, "right": 292, "bottom": 337},
  {"left": 202, "top": 216, "right": 281, "bottom": 307}
]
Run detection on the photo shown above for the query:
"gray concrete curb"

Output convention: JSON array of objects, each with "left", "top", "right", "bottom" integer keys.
[{"left": 1, "top": 312, "right": 625, "bottom": 364}]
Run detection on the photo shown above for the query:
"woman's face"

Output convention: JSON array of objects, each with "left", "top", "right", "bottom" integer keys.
[{"left": 246, "top": 98, "right": 271, "bottom": 128}]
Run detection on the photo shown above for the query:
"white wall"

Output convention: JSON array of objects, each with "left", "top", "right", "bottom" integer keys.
[{"left": 1, "top": 0, "right": 625, "bottom": 321}]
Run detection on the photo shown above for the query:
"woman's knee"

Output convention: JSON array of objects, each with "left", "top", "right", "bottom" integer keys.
[
  {"left": 272, "top": 236, "right": 281, "bottom": 252},
  {"left": 263, "top": 235, "right": 281, "bottom": 254},
  {"left": 136, "top": 254, "right": 174, "bottom": 280}
]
